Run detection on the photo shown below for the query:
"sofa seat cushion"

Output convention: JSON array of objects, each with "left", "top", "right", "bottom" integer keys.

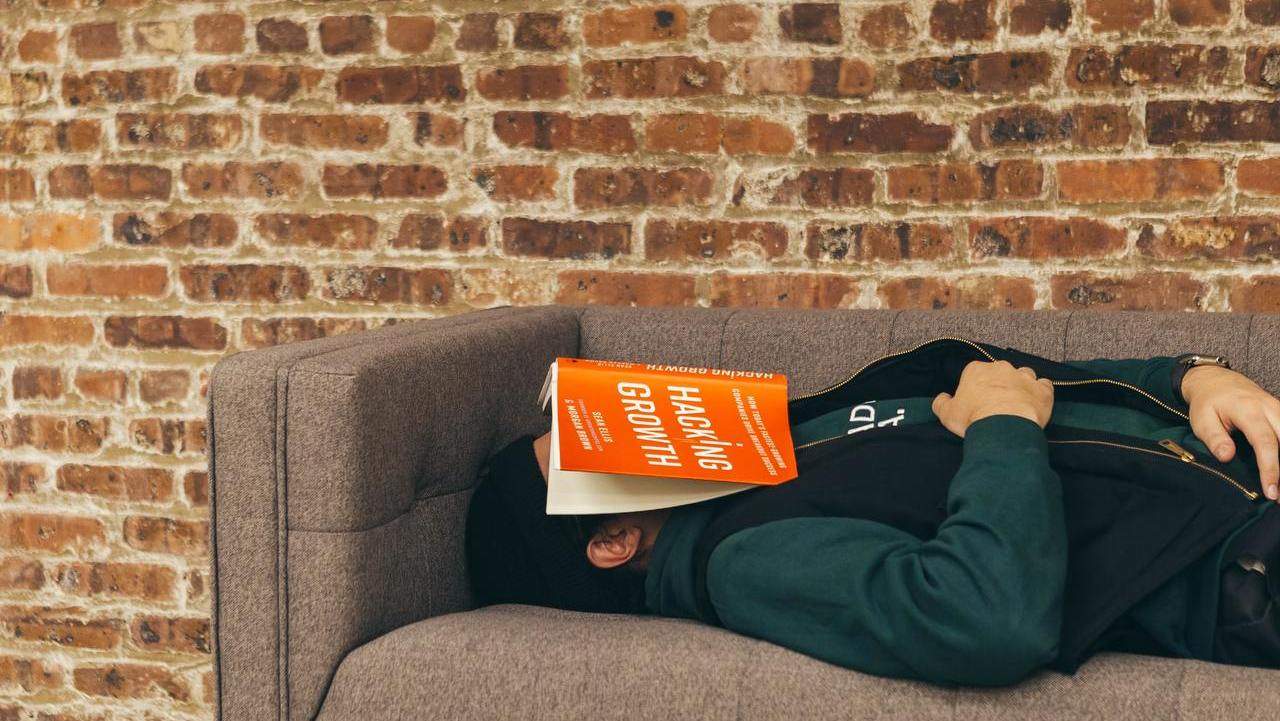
[{"left": 316, "top": 605, "right": 1280, "bottom": 721}]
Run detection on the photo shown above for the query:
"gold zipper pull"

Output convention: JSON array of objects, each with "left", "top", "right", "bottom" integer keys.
[{"left": 1158, "top": 438, "right": 1195, "bottom": 462}]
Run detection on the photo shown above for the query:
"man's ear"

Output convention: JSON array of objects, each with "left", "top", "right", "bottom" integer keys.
[{"left": 585, "top": 523, "right": 639, "bottom": 569}]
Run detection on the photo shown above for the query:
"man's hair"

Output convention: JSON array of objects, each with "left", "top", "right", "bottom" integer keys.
[{"left": 464, "top": 434, "right": 648, "bottom": 614}]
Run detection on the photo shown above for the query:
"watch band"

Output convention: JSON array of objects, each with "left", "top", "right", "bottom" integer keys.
[{"left": 1171, "top": 353, "right": 1231, "bottom": 405}]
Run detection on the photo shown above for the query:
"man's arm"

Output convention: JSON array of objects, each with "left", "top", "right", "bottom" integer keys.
[
  {"left": 707, "top": 414, "right": 1066, "bottom": 686},
  {"left": 1063, "top": 355, "right": 1185, "bottom": 409}
]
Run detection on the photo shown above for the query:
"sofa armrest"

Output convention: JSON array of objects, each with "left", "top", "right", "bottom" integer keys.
[{"left": 209, "top": 306, "right": 581, "bottom": 721}]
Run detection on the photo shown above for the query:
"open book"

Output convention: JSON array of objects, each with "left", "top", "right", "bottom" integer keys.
[{"left": 537, "top": 357, "right": 798, "bottom": 515}]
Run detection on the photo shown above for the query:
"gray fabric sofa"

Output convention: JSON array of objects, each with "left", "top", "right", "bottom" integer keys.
[{"left": 208, "top": 305, "right": 1280, "bottom": 721}]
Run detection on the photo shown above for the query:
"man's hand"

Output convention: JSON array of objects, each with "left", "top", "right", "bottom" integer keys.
[
  {"left": 1182, "top": 365, "right": 1280, "bottom": 501},
  {"left": 933, "top": 360, "right": 1055, "bottom": 438}
]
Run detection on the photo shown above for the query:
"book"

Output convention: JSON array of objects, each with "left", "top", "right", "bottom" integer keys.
[{"left": 537, "top": 357, "right": 798, "bottom": 515}]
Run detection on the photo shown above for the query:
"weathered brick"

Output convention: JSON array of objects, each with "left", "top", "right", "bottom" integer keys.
[
  {"left": 1246, "top": 46, "right": 1280, "bottom": 90},
  {"left": 556, "top": 271, "right": 696, "bottom": 306},
  {"left": 1147, "top": 101, "right": 1280, "bottom": 145},
  {"left": 256, "top": 17, "right": 308, "bottom": 53},
  {"left": 930, "top": 0, "right": 995, "bottom": 42},
  {"left": 740, "top": 57, "right": 875, "bottom": 98},
  {"left": 49, "top": 164, "right": 171, "bottom": 201},
  {"left": 18, "top": 29, "right": 59, "bottom": 63},
  {"left": 1169, "top": 0, "right": 1230, "bottom": 26},
  {"left": 323, "top": 267, "right": 453, "bottom": 305},
  {"left": 62, "top": 68, "right": 175, "bottom": 106},
  {"left": 73, "top": 663, "right": 188, "bottom": 701},
  {"left": 753, "top": 167, "right": 875, "bottom": 208},
  {"left": 240, "top": 318, "right": 368, "bottom": 349},
  {"left": 493, "top": 111, "right": 635, "bottom": 153},
  {"left": 473, "top": 165, "right": 558, "bottom": 201},
  {"left": 476, "top": 65, "right": 569, "bottom": 101},
  {"left": 0, "top": 264, "right": 33, "bottom": 298},
  {"left": 585, "top": 4, "right": 687, "bottom": 46},
  {"left": 0, "top": 415, "right": 108, "bottom": 453},
  {"left": 261, "top": 114, "right": 387, "bottom": 150},
  {"left": 195, "top": 64, "right": 323, "bottom": 102},
  {"left": 74, "top": 369, "right": 127, "bottom": 404},
  {"left": 124, "top": 517, "right": 209, "bottom": 557},
  {"left": 195, "top": 13, "right": 245, "bottom": 53},
  {"left": 805, "top": 222, "right": 955, "bottom": 262},
  {"left": 183, "top": 161, "right": 304, "bottom": 200},
  {"left": 1137, "top": 217, "right": 1280, "bottom": 260},
  {"left": 1010, "top": 0, "right": 1071, "bottom": 34},
  {"left": 113, "top": 212, "right": 236, "bottom": 249},
  {"left": 969, "top": 217, "right": 1127, "bottom": 259},
  {"left": 899, "top": 52, "right": 1052, "bottom": 94},
  {"left": 387, "top": 16, "right": 436, "bottom": 53},
  {"left": 645, "top": 113, "right": 793, "bottom": 155},
  {"left": 4, "top": 214, "right": 101, "bottom": 251},
  {"left": 2, "top": 462, "right": 45, "bottom": 497},
  {"left": 0, "top": 557, "right": 44, "bottom": 590},
  {"left": 1239, "top": 159, "right": 1280, "bottom": 196},
  {"left": 1057, "top": 159, "right": 1222, "bottom": 203},
  {"left": 502, "top": 217, "right": 631, "bottom": 259},
  {"left": 1085, "top": 0, "right": 1154, "bottom": 31},
  {"left": 879, "top": 276, "right": 1035, "bottom": 309},
  {"left": 411, "top": 113, "right": 465, "bottom": 147},
  {"left": 779, "top": 4, "right": 842, "bottom": 44},
  {"left": 47, "top": 264, "right": 168, "bottom": 298},
  {"left": 0, "top": 119, "right": 100, "bottom": 154},
  {"left": 134, "top": 21, "right": 184, "bottom": 55},
  {"left": 129, "top": 616, "right": 209, "bottom": 655},
  {"left": 104, "top": 317, "right": 227, "bottom": 351},
  {"left": 322, "top": 164, "right": 447, "bottom": 198},
  {"left": 0, "top": 316, "right": 95, "bottom": 347},
  {"left": 708, "top": 272, "right": 861, "bottom": 308},
  {"left": 183, "top": 471, "right": 209, "bottom": 507},
  {"left": 725, "top": 117, "right": 794, "bottom": 155},
  {"left": 57, "top": 465, "right": 173, "bottom": 502},
  {"left": 0, "top": 70, "right": 49, "bottom": 106},
  {"left": 0, "top": 655, "right": 62, "bottom": 693},
  {"left": 1247, "top": 0, "right": 1280, "bottom": 24},
  {"left": 70, "top": 22, "right": 120, "bottom": 59},
  {"left": 13, "top": 367, "right": 63, "bottom": 400},
  {"left": 394, "top": 215, "right": 486, "bottom": 252},
  {"left": 709, "top": 5, "right": 760, "bottom": 42},
  {"left": 180, "top": 264, "right": 310, "bottom": 302},
  {"left": 0, "top": 169, "right": 35, "bottom": 202},
  {"left": 584, "top": 56, "right": 725, "bottom": 98},
  {"left": 889, "top": 161, "right": 1041, "bottom": 203},
  {"left": 2, "top": 609, "right": 121, "bottom": 650},
  {"left": 319, "top": 15, "right": 374, "bottom": 55},
  {"left": 1228, "top": 276, "right": 1280, "bottom": 312},
  {"left": 129, "top": 419, "right": 205, "bottom": 455},
  {"left": 574, "top": 167, "right": 713, "bottom": 209},
  {"left": 808, "top": 112, "right": 953, "bottom": 153},
  {"left": 969, "top": 103, "right": 1131, "bottom": 149},
  {"left": 513, "top": 13, "right": 567, "bottom": 51},
  {"left": 646, "top": 220, "right": 787, "bottom": 261},
  {"left": 256, "top": 214, "right": 378, "bottom": 250},
  {"left": 858, "top": 4, "right": 915, "bottom": 48},
  {"left": 1051, "top": 272, "right": 1206, "bottom": 310},
  {"left": 456, "top": 13, "right": 499, "bottom": 51},
  {"left": 1067, "top": 45, "right": 1229, "bottom": 90},
  {"left": 139, "top": 371, "right": 190, "bottom": 405},
  {"left": 0, "top": 512, "right": 105, "bottom": 553}
]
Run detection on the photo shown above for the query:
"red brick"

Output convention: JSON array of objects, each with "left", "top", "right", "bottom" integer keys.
[
  {"left": 0, "top": 416, "right": 107, "bottom": 453},
  {"left": 780, "top": 3, "right": 842, "bottom": 44},
  {"left": 47, "top": 264, "right": 168, "bottom": 298},
  {"left": 57, "top": 465, "right": 173, "bottom": 502},
  {"left": 492, "top": 111, "right": 635, "bottom": 153},
  {"left": 968, "top": 103, "right": 1131, "bottom": 149},
  {"left": 49, "top": 164, "right": 171, "bottom": 200},
  {"left": 0, "top": 655, "right": 62, "bottom": 693},
  {"left": 1169, "top": 0, "right": 1230, "bottom": 26},
  {"left": 708, "top": 272, "right": 861, "bottom": 308},
  {"left": 502, "top": 218, "right": 631, "bottom": 259},
  {"left": 2, "top": 609, "right": 122, "bottom": 650},
  {"left": 74, "top": 370, "right": 126, "bottom": 404},
  {"left": 138, "top": 371, "right": 188, "bottom": 405},
  {"left": 123, "top": 517, "right": 208, "bottom": 557},
  {"left": 18, "top": 29, "right": 59, "bottom": 63},
  {"left": 387, "top": 16, "right": 436, "bottom": 53},
  {"left": 12, "top": 367, "right": 63, "bottom": 400},
  {"left": 476, "top": 65, "right": 569, "bottom": 100},
  {"left": 646, "top": 220, "right": 787, "bottom": 261},
  {"left": 182, "top": 161, "right": 304, "bottom": 200},
  {"left": 322, "top": 267, "right": 453, "bottom": 305},
  {"left": 104, "top": 317, "right": 227, "bottom": 350},
  {"left": 0, "top": 557, "right": 44, "bottom": 590},
  {"left": 260, "top": 114, "right": 387, "bottom": 150},
  {"left": 969, "top": 217, "right": 1127, "bottom": 259},
  {"left": 879, "top": 276, "right": 1035, "bottom": 309},
  {"left": 514, "top": 13, "right": 568, "bottom": 50},
  {"left": 759, "top": 167, "right": 875, "bottom": 208},
  {"left": 195, "top": 13, "right": 245, "bottom": 53},
  {"left": 180, "top": 264, "right": 310, "bottom": 302},
  {"left": 411, "top": 113, "right": 465, "bottom": 147},
  {"left": 473, "top": 165, "right": 558, "bottom": 201},
  {"left": 195, "top": 64, "right": 322, "bottom": 102},
  {"left": 62, "top": 68, "right": 175, "bottom": 105},
  {"left": 73, "top": 664, "right": 188, "bottom": 701},
  {"left": 723, "top": 117, "right": 794, "bottom": 155},
  {"left": 573, "top": 167, "right": 714, "bottom": 209},
  {"left": 456, "top": 13, "right": 498, "bottom": 51},
  {"left": 240, "top": 318, "right": 368, "bottom": 349},
  {"left": 0, "top": 316, "right": 94, "bottom": 347},
  {"left": 888, "top": 161, "right": 1042, "bottom": 203},
  {"left": 0, "top": 512, "right": 105, "bottom": 553},
  {"left": 1246, "top": 46, "right": 1280, "bottom": 91},
  {"left": 129, "top": 616, "right": 209, "bottom": 655},
  {"left": 646, "top": 113, "right": 721, "bottom": 153},
  {"left": 1067, "top": 45, "right": 1229, "bottom": 90},
  {"left": 53, "top": 563, "right": 177, "bottom": 603},
  {"left": 709, "top": 5, "right": 760, "bottom": 42},
  {"left": 899, "top": 52, "right": 1052, "bottom": 94},
  {"left": 805, "top": 222, "right": 955, "bottom": 262},
  {"left": 183, "top": 471, "right": 209, "bottom": 507},
  {"left": 1239, "top": 159, "right": 1280, "bottom": 196},
  {"left": 393, "top": 215, "right": 486, "bottom": 251},
  {"left": 808, "top": 112, "right": 953, "bottom": 153},
  {"left": 1228, "top": 276, "right": 1280, "bottom": 312},
  {"left": 113, "top": 212, "right": 236, "bottom": 249},
  {"left": 740, "top": 57, "right": 875, "bottom": 98},
  {"left": 930, "top": 0, "right": 995, "bottom": 42},
  {"left": 1085, "top": 0, "right": 1154, "bottom": 31},
  {"left": 1051, "top": 272, "right": 1206, "bottom": 310},
  {"left": 129, "top": 419, "right": 205, "bottom": 455},
  {"left": 256, "top": 17, "right": 307, "bottom": 53},
  {"left": 584, "top": 56, "right": 725, "bottom": 98},
  {"left": 585, "top": 4, "right": 687, "bottom": 46},
  {"left": 0, "top": 169, "right": 35, "bottom": 202},
  {"left": 1010, "top": 0, "right": 1071, "bottom": 34},
  {"left": 556, "top": 271, "right": 696, "bottom": 306},
  {"left": 859, "top": 4, "right": 915, "bottom": 48},
  {"left": 255, "top": 214, "right": 378, "bottom": 250},
  {"left": 0, "top": 119, "right": 100, "bottom": 154},
  {"left": 1247, "top": 0, "right": 1280, "bottom": 24},
  {"left": 1137, "top": 217, "right": 1280, "bottom": 261},
  {"left": 0, "top": 264, "right": 33, "bottom": 298},
  {"left": 319, "top": 15, "right": 374, "bottom": 55},
  {"left": 71, "top": 22, "right": 120, "bottom": 59},
  {"left": 1, "top": 213, "right": 99, "bottom": 252},
  {"left": 322, "top": 164, "right": 447, "bottom": 198},
  {"left": 1147, "top": 101, "right": 1280, "bottom": 145},
  {"left": 1, "top": 462, "right": 44, "bottom": 497},
  {"left": 1057, "top": 159, "right": 1222, "bottom": 203}
]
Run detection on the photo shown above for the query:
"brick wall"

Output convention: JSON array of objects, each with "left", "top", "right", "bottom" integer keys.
[{"left": 1, "top": 0, "right": 1279, "bottom": 718}]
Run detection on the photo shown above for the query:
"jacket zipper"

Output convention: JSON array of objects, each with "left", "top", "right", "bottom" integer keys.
[{"left": 790, "top": 336, "right": 1255, "bottom": 501}]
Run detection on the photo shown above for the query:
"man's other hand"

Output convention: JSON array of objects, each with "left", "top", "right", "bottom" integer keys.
[
  {"left": 933, "top": 360, "right": 1055, "bottom": 438},
  {"left": 1182, "top": 365, "right": 1280, "bottom": 501}
]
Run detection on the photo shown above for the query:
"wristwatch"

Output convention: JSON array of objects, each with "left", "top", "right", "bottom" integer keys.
[{"left": 1171, "top": 353, "right": 1231, "bottom": 405}]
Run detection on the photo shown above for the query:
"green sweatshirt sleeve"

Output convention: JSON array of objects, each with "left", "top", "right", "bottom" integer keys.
[
  {"left": 705, "top": 414, "right": 1066, "bottom": 687},
  {"left": 1063, "top": 355, "right": 1185, "bottom": 410}
]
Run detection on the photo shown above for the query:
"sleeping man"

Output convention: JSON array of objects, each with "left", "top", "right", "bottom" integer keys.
[{"left": 465, "top": 348, "right": 1280, "bottom": 685}]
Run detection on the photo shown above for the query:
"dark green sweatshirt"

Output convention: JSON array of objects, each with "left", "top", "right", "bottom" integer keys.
[{"left": 644, "top": 356, "right": 1271, "bottom": 686}]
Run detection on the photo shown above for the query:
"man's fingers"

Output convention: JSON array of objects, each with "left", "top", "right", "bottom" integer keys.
[
  {"left": 1189, "top": 403, "right": 1235, "bottom": 462},
  {"left": 1234, "top": 407, "right": 1280, "bottom": 499},
  {"left": 932, "top": 392, "right": 950, "bottom": 416}
]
